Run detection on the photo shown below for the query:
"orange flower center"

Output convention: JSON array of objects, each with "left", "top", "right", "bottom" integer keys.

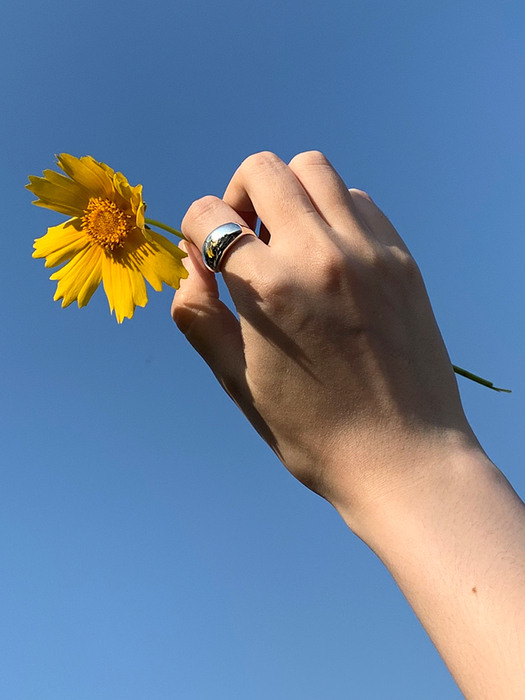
[{"left": 82, "top": 197, "right": 134, "bottom": 250}]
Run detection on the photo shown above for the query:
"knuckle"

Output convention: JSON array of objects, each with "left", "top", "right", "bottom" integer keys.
[
  {"left": 240, "top": 151, "right": 281, "bottom": 175},
  {"left": 311, "top": 244, "right": 351, "bottom": 293},
  {"left": 357, "top": 245, "right": 396, "bottom": 282},
  {"left": 391, "top": 247, "right": 421, "bottom": 279},
  {"left": 182, "top": 195, "right": 221, "bottom": 230},
  {"left": 359, "top": 243, "right": 385, "bottom": 269},
  {"left": 359, "top": 244, "right": 421, "bottom": 287},
  {"left": 289, "top": 150, "right": 330, "bottom": 170},
  {"left": 258, "top": 272, "right": 296, "bottom": 315},
  {"left": 171, "top": 300, "right": 190, "bottom": 332},
  {"left": 348, "top": 188, "right": 373, "bottom": 202}
]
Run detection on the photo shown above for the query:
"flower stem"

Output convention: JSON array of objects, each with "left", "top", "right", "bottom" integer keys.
[
  {"left": 145, "top": 218, "right": 185, "bottom": 239},
  {"left": 453, "top": 365, "right": 511, "bottom": 393}
]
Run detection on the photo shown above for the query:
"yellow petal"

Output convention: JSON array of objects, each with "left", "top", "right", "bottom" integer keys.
[
  {"left": 112, "top": 171, "right": 133, "bottom": 202},
  {"left": 129, "top": 184, "right": 143, "bottom": 214},
  {"left": 135, "top": 199, "right": 146, "bottom": 228},
  {"left": 51, "top": 245, "right": 103, "bottom": 308},
  {"left": 27, "top": 175, "right": 87, "bottom": 218},
  {"left": 42, "top": 169, "right": 91, "bottom": 200},
  {"left": 101, "top": 255, "right": 137, "bottom": 323},
  {"left": 33, "top": 220, "right": 90, "bottom": 268},
  {"left": 128, "top": 266, "right": 148, "bottom": 309},
  {"left": 107, "top": 172, "right": 144, "bottom": 217},
  {"left": 77, "top": 251, "right": 103, "bottom": 307},
  {"left": 130, "top": 230, "right": 188, "bottom": 291},
  {"left": 97, "top": 160, "right": 116, "bottom": 179},
  {"left": 57, "top": 154, "right": 113, "bottom": 199},
  {"left": 30, "top": 154, "right": 165, "bottom": 322}
]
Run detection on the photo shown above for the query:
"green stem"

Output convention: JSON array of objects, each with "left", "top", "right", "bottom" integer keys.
[
  {"left": 145, "top": 218, "right": 185, "bottom": 239},
  {"left": 452, "top": 365, "right": 511, "bottom": 393}
]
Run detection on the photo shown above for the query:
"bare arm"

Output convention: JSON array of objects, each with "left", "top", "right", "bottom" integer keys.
[
  {"left": 172, "top": 150, "right": 525, "bottom": 699},
  {"left": 352, "top": 447, "right": 525, "bottom": 699}
]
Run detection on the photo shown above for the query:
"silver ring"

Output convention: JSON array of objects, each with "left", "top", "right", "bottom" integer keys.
[{"left": 201, "top": 222, "right": 256, "bottom": 272}]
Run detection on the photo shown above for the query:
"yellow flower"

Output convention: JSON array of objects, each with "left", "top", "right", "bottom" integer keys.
[{"left": 28, "top": 154, "right": 187, "bottom": 323}]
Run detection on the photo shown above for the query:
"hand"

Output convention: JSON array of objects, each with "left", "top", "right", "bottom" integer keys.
[
  {"left": 172, "top": 150, "right": 475, "bottom": 512},
  {"left": 173, "top": 152, "right": 473, "bottom": 505},
  {"left": 172, "top": 150, "right": 473, "bottom": 506},
  {"left": 173, "top": 152, "right": 525, "bottom": 698}
]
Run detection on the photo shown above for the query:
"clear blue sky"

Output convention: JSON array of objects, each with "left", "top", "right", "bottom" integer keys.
[{"left": 2, "top": 1, "right": 524, "bottom": 698}]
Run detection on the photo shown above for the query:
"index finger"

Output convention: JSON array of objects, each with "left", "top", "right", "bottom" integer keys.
[
  {"left": 223, "top": 151, "right": 329, "bottom": 249},
  {"left": 181, "top": 194, "right": 268, "bottom": 277}
]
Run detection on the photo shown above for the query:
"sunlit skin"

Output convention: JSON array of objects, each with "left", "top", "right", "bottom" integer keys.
[{"left": 173, "top": 150, "right": 525, "bottom": 700}]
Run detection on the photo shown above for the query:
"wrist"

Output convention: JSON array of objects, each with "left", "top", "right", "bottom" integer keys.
[
  {"left": 335, "top": 436, "right": 525, "bottom": 699},
  {"left": 330, "top": 426, "right": 484, "bottom": 541}
]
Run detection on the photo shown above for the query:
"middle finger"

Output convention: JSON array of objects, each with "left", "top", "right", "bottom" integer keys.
[{"left": 223, "top": 151, "right": 330, "bottom": 250}]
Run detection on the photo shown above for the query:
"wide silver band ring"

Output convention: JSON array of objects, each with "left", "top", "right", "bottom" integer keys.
[{"left": 201, "top": 222, "right": 256, "bottom": 273}]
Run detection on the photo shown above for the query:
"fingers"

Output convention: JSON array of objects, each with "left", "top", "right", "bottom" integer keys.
[
  {"left": 348, "top": 189, "right": 410, "bottom": 251},
  {"left": 173, "top": 150, "right": 414, "bottom": 431},
  {"left": 171, "top": 239, "right": 245, "bottom": 385},
  {"left": 286, "top": 152, "right": 407, "bottom": 252},
  {"left": 223, "top": 151, "right": 330, "bottom": 250},
  {"left": 180, "top": 194, "right": 267, "bottom": 276},
  {"left": 222, "top": 151, "right": 399, "bottom": 257},
  {"left": 287, "top": 151, "right": 361, "bottom": 232},
  {"left": 175, "top": 192, "right": 274, "bottom": 392},
  {"left": 183, "top": 153, "right": 407, "bottom": 273}
]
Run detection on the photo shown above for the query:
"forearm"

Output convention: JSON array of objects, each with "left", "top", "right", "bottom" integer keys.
[
  {"left": 175, "top": 150, "right": 523, "bottom": 698},
  {"left": 338, "top": 441, "right": 525, "bottom": 699}
]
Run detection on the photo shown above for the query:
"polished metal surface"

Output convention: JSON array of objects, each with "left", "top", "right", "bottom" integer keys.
[{"left": 201, "top": 222, "right": 255, "bottom": 272}]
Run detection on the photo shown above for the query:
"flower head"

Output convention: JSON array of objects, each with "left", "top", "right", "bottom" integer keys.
[{"left": 28, "top": 154, "right": 187, "bottom": 322}]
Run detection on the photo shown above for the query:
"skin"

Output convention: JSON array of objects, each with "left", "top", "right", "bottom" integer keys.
[{"left": 172, "top": 151, "right": 525, "bottom": 699}]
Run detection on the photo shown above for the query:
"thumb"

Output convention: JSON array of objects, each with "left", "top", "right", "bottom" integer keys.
[{"left": 171, "top": 240, "right": 246, "bottom": 389}]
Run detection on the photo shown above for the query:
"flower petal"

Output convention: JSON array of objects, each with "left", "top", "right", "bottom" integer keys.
[
  {"left": 42, "top": 169, "right": 91, "bottom": 201},
  {"left": 112, "top": 171, "right": 133, "bottom": 202},
  {"left": 128, "top": 266, "right": 148, "bottom": 309},
  {"left": 128, "top": 230, "right": 188, "bottom": 291},
  {"left": 27, "top": 175, "right": 87, "bottom": 218},
  {"left": 29, "top": 154, "right": 169, "bottom": 322},
  {"left": 97, "top": 161, "right": 116, "bottom": 179},
  {"left": 57, "top": 154, "right": 113, "bottom": 199},
  {"left": 33, "top": 219, "right": 90, "bottom": 268},
  {"left": 50, "top": 245, "right": 103, "bottom": 308},
  {"left": 77, "top": 251, "right": 103, "bottom": 307},
  {"left": 101, "top": 255, "right": 139, "bottom": 323}
]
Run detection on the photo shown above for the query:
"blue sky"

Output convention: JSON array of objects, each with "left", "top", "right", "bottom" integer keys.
[{"left": 2, "top": 1, "right": 524, "bottom": 697}]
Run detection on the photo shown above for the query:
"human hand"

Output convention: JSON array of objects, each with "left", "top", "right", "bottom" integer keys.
[
  {"left": 172, "top": 151, "right": 476, "bottom": 516},
  {"left": 173, "top": 152, "right": 525, "bottom": 699}
]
